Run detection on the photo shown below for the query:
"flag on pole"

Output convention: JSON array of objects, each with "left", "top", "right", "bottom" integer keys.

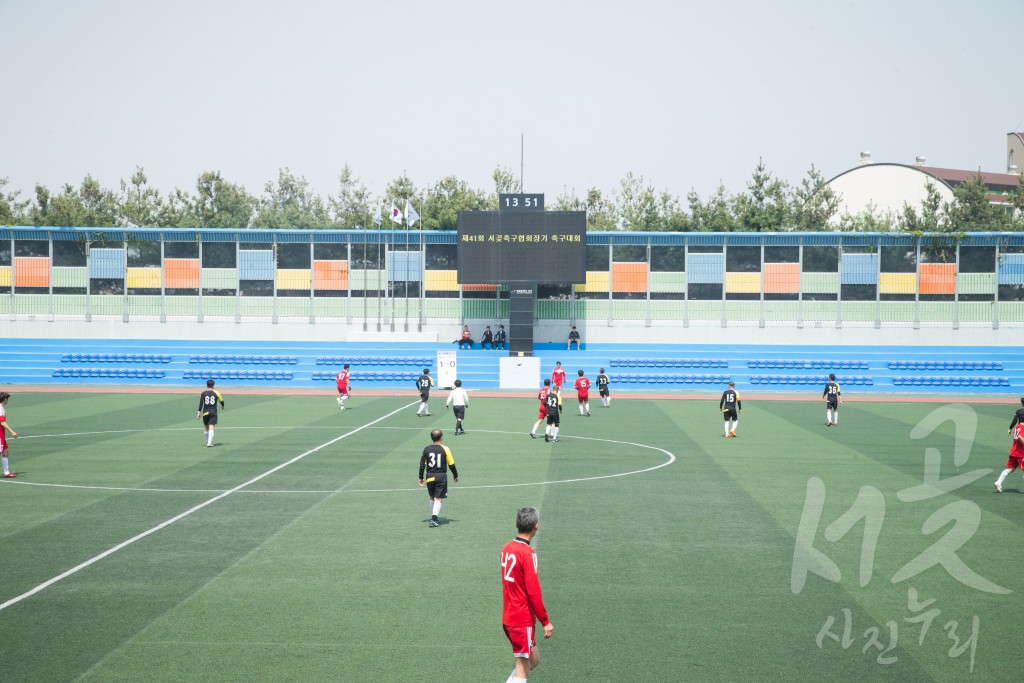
[
  {"left": 404, "top": 201, "right": 420, "bottom": 227},
  {"left": 390, "top": 204, "right": 403, "bottom": 225},
  {"left": 373, "top": 206, "right": 383, "bottom": 226}
]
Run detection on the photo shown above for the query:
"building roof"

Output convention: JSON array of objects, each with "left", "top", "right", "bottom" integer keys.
[{"left": 919, "top": 166, "right": 1019, "bottom": 189}]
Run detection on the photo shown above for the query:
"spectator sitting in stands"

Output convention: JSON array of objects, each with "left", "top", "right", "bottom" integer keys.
[
  {"left": 453, "top": 325, "right": 474, "bottom": 349},
  {"left": 494, "top": 324, "right": 507, "bottom": 350},
  {"left": 567, "top": 325, "right": 581, "bottom": 350},
  {"left": 480, "top": 325, "right": 494, "bottom": 349}
]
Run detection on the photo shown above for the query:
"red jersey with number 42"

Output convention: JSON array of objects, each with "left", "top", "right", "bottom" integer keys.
[
  {"left": 500, "top": 538, "right": 550, "bottom": 628},
  {"left": 1011, "top": 423, "right": 1024, "bottom": 459},
  {"left": 336, "top": 370, "right": 349, "bottom": 391},
  {"left": 574, "top": 377, "right": 590, "bottom": 397}
]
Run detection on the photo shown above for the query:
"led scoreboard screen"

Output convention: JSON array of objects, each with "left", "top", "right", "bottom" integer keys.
[{"left": 457, "top": 196, "right": 586, "bottom": 285}]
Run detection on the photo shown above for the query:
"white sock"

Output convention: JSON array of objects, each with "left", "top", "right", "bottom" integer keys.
[
  {"left": 724, "top": 423, "right": 730, "bottom": 437},
  {"left": 432, "top": 501, "right": 441, "bottom": 517},
  {"left": 553, "top": 427, "right": 559, "bottom": 439},
  {"left": 340, "top": 397, "right": 346, "bottom": 407},
  {"left": 833, "top": 413, "right": 838, "bottom": 425},
  {"left": 207, "top": 429, "right": 214, "bottom": 445},
  {"left": 585, "top": 402, "right": 590, "bottom": 413},
  {"left": 579, "top": 405, "right": 584, "bottom": 415},
  {"left": 337, "top": 396, "right": 342, "bottom": 405},
  {"left": 730, "top": 420, "right": 737, "bottom": 433},
  {"left": 511, "top": 677, "right": 527, "bottom": 683},
  {"left": 2, "top": 455, "right": 8, "bottom": 473},
  {"left": 996, "top": 468, "right": 1013, "bottom": 486}
]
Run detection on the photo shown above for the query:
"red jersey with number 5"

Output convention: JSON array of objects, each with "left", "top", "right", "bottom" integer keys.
[{"left": 500, "top": 538, "right": 550, "bottom": 628}]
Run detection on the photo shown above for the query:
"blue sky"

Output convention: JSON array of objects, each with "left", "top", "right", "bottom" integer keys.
[{"left": 2, "top": 0, "right": 1022, "bottom": 203}]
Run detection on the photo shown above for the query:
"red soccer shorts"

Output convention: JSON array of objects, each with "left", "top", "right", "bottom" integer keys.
[
  {"left": 1005, "top": 454, "right": 1024, "bottom": 470},
  {"left": 577, "top": 395, "right": 588, "bottom": 403},
  {"left": 503, "top": 624, "right": 535, "bottom": 658},
  {"left": 537, "top": 407, "right": 547, "bottom": 420}
]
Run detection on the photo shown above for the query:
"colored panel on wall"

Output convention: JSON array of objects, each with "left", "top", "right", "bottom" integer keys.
[
  {"left": 239, "top": 250, "right": 275, "bottom": 280},
  {"left": 764, "top": 263, "right": 799, "bottom": 293},
  {"left": 649, "top": 271, "right": 685, "bottom": 293},
  {"left": 576, "top": 271, "right": 610, "bottom": 293},
  {"left": 424, "top": 270, "right": 458, "bottom": 291},
  {"left": 612, "top": 262, "right": 647, "bottom": 292},
  {"left": 0, "top": 266, "right": 10, "bottom": 286},
  {"left": 801, "top": 272, "right": 838, "bottom": 293},
  {"left": 725, "top": 272, "right": 760, "bottom": 293},
  {"left": 314, "top": 260, "right": 348, "bottom": 290},
  {"left": 919, "top": 263, "right": 955, "bottom": 294},
  {"left": 126, "top": 267, "right": 161, "bottom": 289},
  {"left": 387, "top": 251, "right": 423, "bottom": 282},
  {"left": 201, "top": 268, "right": 237, "bottom": 289},
  {"left": 686, "top": 253, "right": 724, "bottom": 284},
  {"left": 277, "top": 269, "right": 311, "bottom": 290},
  {"left": 52, "top": 266, "right": 87, "bottom": 287},
  {"left": 957, "top": 272, "right": 995, "bottom": 295},
  {"left": 997, "top": 253, "right": 1024, "bottom": 284},
  {"left": 89, "top": 248, "right": 125, "bottom": 279},
  {"left": 879, "top": 272, "right": 917, "bottom": 294},
  {"left": 14, "top": 256, "right": 49, "bottom": 287},
  {"left": 839, "top": 253, "right": 878, "bottom": 285},
  {"left": 463, "top": 284, "right": 498, "bottom": 291},
  {"left": 164, "top": 258, "right": 200, "bottom": 288}
]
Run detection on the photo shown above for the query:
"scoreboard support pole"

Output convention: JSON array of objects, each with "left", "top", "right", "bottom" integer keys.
[{"left": 508, "top": 284, "right": 536, "bottom": 356}]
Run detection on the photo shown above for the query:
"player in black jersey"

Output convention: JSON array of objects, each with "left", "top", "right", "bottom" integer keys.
[
  {"left": 719, "top": 381, "right": 741, "bottom": 438},
  {"left": 415, "top": 368, "right": 435, "bottom": 417},
  {"left": 544, "top": 388, "right": 562, "bottom": 442},
  {"left": 596, "top": 368, "right": 611, "bottom": 407},
  {"left": 1008, "top": 397, "right": 1024, "bottom": 435},
  {"left": 418, "top": 429, "right": 459, "bottom": 527},
  {"left": 823, "top": 374, "right": 842, "bottom": 427},
  {"left": 196, "top": 379, "right": 225, "bottom": 447}
]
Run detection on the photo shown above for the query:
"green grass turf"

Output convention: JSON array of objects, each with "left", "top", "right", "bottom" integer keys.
[{"left": 0, "top": 391, "right": 1021, "bottom": 682}]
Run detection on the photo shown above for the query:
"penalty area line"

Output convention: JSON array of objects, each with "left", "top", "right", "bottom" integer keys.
[{"left": 0, "top": 401, "right": 418, "bottom": 614}]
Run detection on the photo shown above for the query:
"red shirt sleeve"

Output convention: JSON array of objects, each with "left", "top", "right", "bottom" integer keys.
[{"left": 523, "top": 549, "right": 550, "bottom": 627}]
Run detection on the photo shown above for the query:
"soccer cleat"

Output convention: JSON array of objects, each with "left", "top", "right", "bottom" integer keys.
[
  {"left": 3, "top": 472, "right": 16, "bottom": 478},
  {"left": 207, "top": 443, "right": 213, "bottom": 448},
  {"left": 529, "top": 433, "right": 536, "bottom": 439},
  {"left": 995, "top": 482, "right": 1003, "bottom": 493},
  {"left": 425, "top": 413, "right": 432, "bottom": 417},
  {"left": 552, "top": 438, "right": 559, "bottom": 442},
  {"left": 730, "top": 431, "right": 737, "bottom": 438},
  {"left": 544, "top": 434, "right": 549, "bottom": 442},
  {"left": 586, "top": 413, "right": 591, "bottom": 416},
  {"left": 428, "top": 519, "right": 440, "bottom": 527}
]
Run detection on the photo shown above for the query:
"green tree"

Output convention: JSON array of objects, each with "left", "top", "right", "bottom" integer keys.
[
  {"left": 31, "top": 175, "right": 119, "bottom": 227},
  {"left": 791, "top": 165, "right": 840, "bottom": 231},
  {"left": 836, "top": 203, "right": 895, "bottom": 232},
  {"left": 0, "top": 177, "right": 29, "bottom": 225},
  {"left": 552, "top": 187, "right": 617, "bottom": 230},
  {"left": 944, "top": 172, "right": 1006, "bottom": 231},
  {"left": 615, "top": 172, "right": 659, "bottom": 230},
  {"left": 188, "top": 171, "right": 255, "bottom": 229},
  {"left": 733, "top": 159, "right": 790, "bottom": 231},
  {"left": 329, "top": 164, "right": 372, "bottom": 229},
  {"left": 117, "top": 167, "right": 165, "bottom": 228},
  {"left": 383, "top": 173, "right": 417, "bottom": 221},
  {"left": 686, "top": 184, "right": 736, "bottom": 231},
  {"left": 489, "top": 166, "right": 521, "bottom": 208},
  {"left": 897, "top": 180, "right": 946, "bottom": 232},
  {"left": 253, "top": 168, "right": 331, "bottom": 229},
  {"left": 420, "top": 175, "right": 487, "bottom": 231}
]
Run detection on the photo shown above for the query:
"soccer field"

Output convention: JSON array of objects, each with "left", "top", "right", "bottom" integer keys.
[{"left": 0, "top": 390, "right": 1020, "bottom": 682}]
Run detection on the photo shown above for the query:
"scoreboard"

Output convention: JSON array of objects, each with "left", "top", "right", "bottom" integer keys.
[{"left": 456, "top": 194, "right": 586, "bottom": 285}]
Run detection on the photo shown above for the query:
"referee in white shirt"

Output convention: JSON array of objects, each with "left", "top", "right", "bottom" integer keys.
[{"left": 445, "top": 379, "right": 470, "bottom": 435}]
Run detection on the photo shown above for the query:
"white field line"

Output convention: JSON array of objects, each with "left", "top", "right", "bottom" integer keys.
[{"left": 0, "top": 401, "right": 418, "bottom": 613}]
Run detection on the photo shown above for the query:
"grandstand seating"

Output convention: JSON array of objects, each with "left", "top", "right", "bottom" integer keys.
[
  {"left": 182, "top": 369, "right": 293, "bottom": 381},
  {"left": 315, "top": 355, "right": 432, "bottom": 366},
  {"left": 62, "top": 353, "right": 171, "bottom": 363},
  {"left": 609, "top": 358, "right": 728, "bottom": 368},
  {"left": 746, "top": 360, "right": 869, "bottom": 370},
  {"left": 887, "top": 360, "right": 1002, "bottom": 371},
  {"left": 189, "top": 354, "right": 298, "bottom": 364},
  {"left": 892, "top": 376, "right": 1009, "bottom": 387},
  {"left": 749, "top": 375, "right": 873, "bottom": 386}
]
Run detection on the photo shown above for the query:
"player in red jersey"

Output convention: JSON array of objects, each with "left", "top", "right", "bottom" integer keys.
[
  {"left": 1, "top": 392, "right": 19, "bottom": 478},
  {"left": 995, "top": 421, "right": 1024, "bottom": 492},
  {"left": 529, "top": 379, "right": 552, "bottom": 439},
  {"left": 500, "top": 507, "right": 553, "bottom": 682},
  {"left": 550, "top": 362, "right": 566, "bottom": 391},
  {"left": 335, "top": 363, "right": 351, "bottom": 411},
  {"left": 573, "top": 369, "right": 591, "bottom": 416}
]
